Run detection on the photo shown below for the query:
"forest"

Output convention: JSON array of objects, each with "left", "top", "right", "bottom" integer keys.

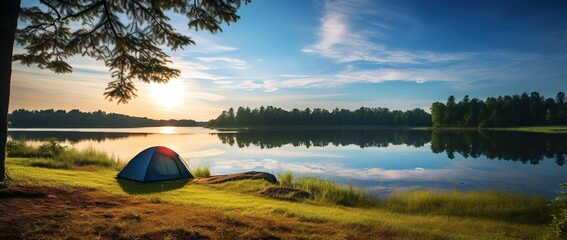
[
  {"left": 8, "top": 109, "right": 199, "bottom": 128},
  {"left": 431, "top": 92, "right": 567, "bottom": 127},
  {"left": 209, "top": 106, "right": 432, "bottom": 127}
]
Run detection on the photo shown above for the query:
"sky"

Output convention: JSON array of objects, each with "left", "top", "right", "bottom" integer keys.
[{"left": 10, "top": 0, "right": 567, "bottom": 121}]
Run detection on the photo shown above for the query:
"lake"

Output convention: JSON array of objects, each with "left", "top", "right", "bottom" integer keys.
[{"left": 8, "top": 127, "right": 567, "bottom": 197}]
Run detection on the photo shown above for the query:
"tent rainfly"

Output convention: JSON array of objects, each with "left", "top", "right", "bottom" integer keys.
[{"left": 116, "top": 146, "right": 193, "bottom": 182}]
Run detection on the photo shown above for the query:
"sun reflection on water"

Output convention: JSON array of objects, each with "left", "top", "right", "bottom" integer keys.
[{"left": 159, "top": 126, "right": 177, "bottom": 134}]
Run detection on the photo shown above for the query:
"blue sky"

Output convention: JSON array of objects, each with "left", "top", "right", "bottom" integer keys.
[{"left": 10, "top": 0, "right": 567, "bottom": 120}]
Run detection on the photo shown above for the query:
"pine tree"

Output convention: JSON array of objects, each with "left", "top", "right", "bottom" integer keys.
[{"left": 0, "top": 0, "right": 250, "bottom": 183}]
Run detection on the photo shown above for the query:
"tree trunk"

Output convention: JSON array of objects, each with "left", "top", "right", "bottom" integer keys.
[{"left": 0, "top": 0, "right": 21, "bottom": 183}]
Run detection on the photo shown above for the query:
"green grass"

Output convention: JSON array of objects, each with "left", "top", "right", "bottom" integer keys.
[
  {"left": 277, "top": 171, "right": 377, "bottom": 207},
  {"left": 191, "top": 165, "right": 211, "bottom": 178},
  {"left": 6, "top": 139, "right": 123, "bottom": 170},
  {"left": 415, "top": 126, "right": 567, "bottom": 133},
  {"left": 384, "top": 190, "right": 550, "bottom": 224},
  {"left": 5, "top": 159, "right": 554, "bottom": 239},
  {"left": 497, "top": 126, "right": 567, "bottom": 133}
]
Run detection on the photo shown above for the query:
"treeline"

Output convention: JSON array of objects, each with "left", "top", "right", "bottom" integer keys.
[
  {"left": 431, "top": 92, "right": 567, "bottom": 127},
  {"left": 8, "top": 109, "right": 199, "bottom": 128},
  {"left": 210, "top": 106, "right": 431, "bottom": 127}
]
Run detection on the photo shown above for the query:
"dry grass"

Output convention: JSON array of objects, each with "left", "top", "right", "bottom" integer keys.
[{"left": 0, "top": 184, "right": 393, "bottom": 240}]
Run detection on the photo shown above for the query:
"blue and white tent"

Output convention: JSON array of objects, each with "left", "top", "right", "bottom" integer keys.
[{"left": 116, "top": 146, "right": 193, "bottom": 182}]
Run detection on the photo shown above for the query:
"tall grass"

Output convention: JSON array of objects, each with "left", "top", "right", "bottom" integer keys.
[
  {"left": 6, "top": 139, "right": 122, "bottom": 170},
  {"left": 277, "top": 171, "right": 377, "bottom": 207},
  {"left": 385, "top": 190, "right": 550, "bottom": 224},
  {"left": 191, "top": 165, "right": 211, "bottom": 178},
  {"left": 6, "top": 138, "right": 64, "bottom": 158}
]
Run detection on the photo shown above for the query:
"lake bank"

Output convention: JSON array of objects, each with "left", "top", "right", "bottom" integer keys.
[
  {"left": 413, "top": 126, "right": 567, "bottom": 133},
  {"left": 2, "top": 159, "right": 553, "bottom": 239}
]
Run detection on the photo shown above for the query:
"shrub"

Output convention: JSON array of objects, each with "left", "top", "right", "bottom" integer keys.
[
  {"left": 6, "top": 139, "right": 122, "bottom": 170},
  {"left": 545, "top": 183, "right": 567, "bottom": 239}
]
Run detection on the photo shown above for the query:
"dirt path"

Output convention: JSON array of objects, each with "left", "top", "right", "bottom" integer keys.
[{"left": 0, "top": 185, "right": 395, "bottom": 240}]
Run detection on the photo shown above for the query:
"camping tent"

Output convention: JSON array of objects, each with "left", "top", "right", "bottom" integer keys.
[{"left": 116, "top": 146, "right": 193, "bottom": 182}]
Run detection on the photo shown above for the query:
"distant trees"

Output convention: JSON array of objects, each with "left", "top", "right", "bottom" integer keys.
[
  {"left": 8, "top": 109, "right": 198, "bottom": 128},
  {"left": 431, "top": 92, "right": 567, "bottom": 127},
  {"left": 210, "top": 106, "right": 432, "bottom": 127}
]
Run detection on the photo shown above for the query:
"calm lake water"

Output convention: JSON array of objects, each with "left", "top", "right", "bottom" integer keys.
[{"left": 8, "top": 127, "right": 567, "bottom": 197}]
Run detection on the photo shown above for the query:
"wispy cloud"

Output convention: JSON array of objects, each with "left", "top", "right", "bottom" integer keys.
[
  {"left": 212, "top": 158, "right": 464, "bottom": 181},
  {"left": 213, "top": 67, "right": 462, "bottom": 92},
  {"left": 197, "top": 57, "right": 248, "bottom": 69},
  {"left": 302, "top": 1, "right": 469, "bottom": 64}
]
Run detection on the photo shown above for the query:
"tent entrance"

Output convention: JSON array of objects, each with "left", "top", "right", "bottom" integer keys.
[{"left": 145, "top": 153, "right": 182, "bottom": 181}]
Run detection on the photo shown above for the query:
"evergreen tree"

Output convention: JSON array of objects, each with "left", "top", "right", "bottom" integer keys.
[{"left": 0, "top": 0, "right": 249, "bottom": 183}]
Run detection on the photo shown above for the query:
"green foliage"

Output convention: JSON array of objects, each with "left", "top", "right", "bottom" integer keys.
[
  {"left": 191, "top": 165, "right": 211, "bottom": 178},
  {"left": 38, "top": 138, "right": 65, "bottom": 156},
  {"left": 385, "top": 190, "right": 550, "bottom": 225},
  {"left": 14, "top": 0, "right": 249, "bottom": 103},
  {"left": 6, "top": 139, "right": 122, "bottom": 170},
  {"left": 7, "top": 138, "right": 66, "bottom": 158},
  {"left": 8, "top": 109, "right": 199, "bottom": 128},
  {"left": 545, "top": 183, "right": 567, "bottom": 239},
  {"left": 210, "top": 106, "right": 432, "bottom": 127},
  {"left": 431, "top": 91, "right": 567, "bottom": 128},
  {"left": 277, "top": 171, "right": 377, "bottom": 207}
]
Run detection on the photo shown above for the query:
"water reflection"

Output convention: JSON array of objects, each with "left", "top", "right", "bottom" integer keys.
[
  {"left": 213, "top": 129, "right": 431, "bottom": 149},
  {"left": 159, "top": 126, "right": 177, "bottom": 134},
  {"left": 214, "top": 129, "right": 567, "bottom": 166},
  {"left": 8, "top": 131, "right": 148, "bottom": 143},
  {"left": 431, "top": 130, "right": 567, "bottom": 166}
]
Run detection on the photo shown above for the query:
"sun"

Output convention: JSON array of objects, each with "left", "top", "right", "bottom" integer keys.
[{"left": 149, "top": 80, "right": 186, "bottom": 108}]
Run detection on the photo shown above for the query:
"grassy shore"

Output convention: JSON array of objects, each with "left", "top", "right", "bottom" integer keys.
[
  {"left": 3, "top": 157, "right": 556, "bottom": 239},
  {"left": 414, "top": 126, "right": 567, "bottom": 133},
  {"left": 495, "top": 126, "right": 567, "bottom": 133}
]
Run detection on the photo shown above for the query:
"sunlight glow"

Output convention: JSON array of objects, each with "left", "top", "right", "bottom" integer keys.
[
  {"left": 149, "top": 80, "right": 186, "bottom": 108},
  {"left": 159, "top": 126, "right": 177, "bottom": 134}
]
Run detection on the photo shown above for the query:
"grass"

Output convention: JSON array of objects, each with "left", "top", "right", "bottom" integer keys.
[
  {"left": 277, "top": 171, "right": 377, "bottom": 207},
  {"left": 496, "top": 126, "right": 567, "bottom": 133},
  {"left": 190, "top": 165, "right": 211, "bottom": 178},
  {"left": 384, "top": 190, "right": 550, "bottom": 224},
  {"left": 6, "top": 139, "right": 123, "bottom": 170},
  {"left": 414, "top": 125, "right": 567, "bottom": 133},
  {"left": 4, "top": 159, "right": 555, "bottom": 239}
]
